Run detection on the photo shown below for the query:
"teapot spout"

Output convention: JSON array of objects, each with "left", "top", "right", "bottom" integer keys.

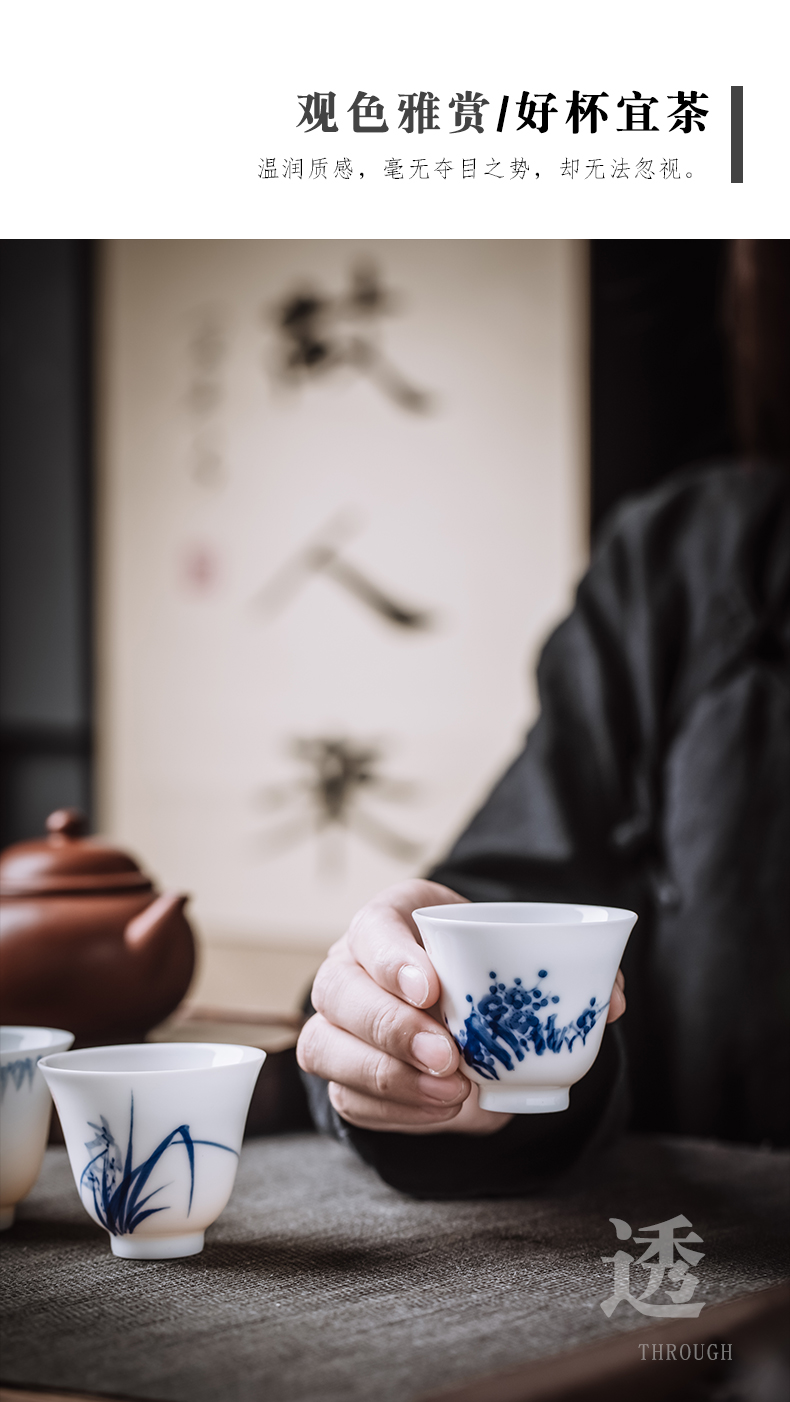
[{"left": 124, "top": 891, "right": 189, "bottom": 954}]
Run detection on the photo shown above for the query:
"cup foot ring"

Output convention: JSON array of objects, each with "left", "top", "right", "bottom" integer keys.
[
  {"left": 478, "top": 1085, "right": 570, "bottom": 1114},
  {"left": 110, "top": 1230, "right": 205, "bottom": 1259},
  {"left": 0, "top": 1206, "right": 15, "bottom": 1231}
]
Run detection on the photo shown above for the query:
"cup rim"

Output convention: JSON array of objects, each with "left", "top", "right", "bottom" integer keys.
[
  {"left": 412, "top": 901, "right": 637, "bottom": 926},
  {"left": 0, "top": 1026, "right": 75, "bottom": 1057},
  {"left": 38, "top": 1041, "right": 266, "bottom": 1076}
]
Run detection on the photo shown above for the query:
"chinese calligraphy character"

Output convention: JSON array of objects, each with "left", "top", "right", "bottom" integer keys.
[
  {"left": 449, "top": 91, "right": 489, "bottom": 134},
  {"left": 485, "top": 159, "right": 503, "bottom": 178},
  {"left": 310, "top": 157, "right": 327, "bottom": 180},
  {"left": 462, "top": 158, "right": 475, "bottom": 178},
  {"left": 668, "top": 91, "right": 709, "bottom": 133},
  {"left": 601, "top": 1215, "right": 706, "bottom": 1319},
  {"left": 561, "top": 158, "right": 579, "bottom": 178},
  {"left": 511, "top": 157, "right": 529, "bottom": 179},
  {"left": 384, "top": 157, "right": 403, "bottom": 179},
  {"left": 660, "top": 157, "right": 680, "bottom": 180},
  {"left": 566, "top": 91, "right": 608, "bottom": 134},
  {"left": 283, "top": 158, "right": 303, "bottom": 180},
  {"left": 517, "top": 91, "right": 557, "bottom": 134},
  {"left": 335, "top": 158, "right": 353, "bottom": 180},
  {"left": 185, "top": 310, "right": 226, "bottom": 487},
  {"left": 434, "top": 158, "right": 452, "bottom": 179},
  {"left": 617, "top": 91, "right": 658, "bottom": 132},
  {"left": 258, "top": 158, "right": 277, "bottom": 179},
  {"left": 634, "top": 157, "right": 654, "bottom": 179},
  {"left": 270, "top": 267, "right": 432, "bottom": 414},
  {"left": 611, "top": 157, "right": 629, "bottom": 179},
  {"left": 255, "top": 734, "right": 424, "bottom": 869},
  {"left": 398, "top": 92, "right": 440, "bottom": 134},
  {"left": 349, "top": 91, "right": 389, "bottom": 133},
  {"left": 254, "top": 514, "right": 435, "bottom": 632},
  {"left": 410, "top": 158, "right": 429, "bottom": 180},
  {"left": 585, "top": 158, "right": 605, "bottom": 179},
  {"left": 296, "top": 92, "right": 338, "bottom": 134}
]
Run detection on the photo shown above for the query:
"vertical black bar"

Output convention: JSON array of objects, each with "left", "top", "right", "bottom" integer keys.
[
  {"left": 0, "top": 241, "right": 94, "bottom": 845},
  {"left": 496, "top": 95, "right": 509, "bottom": 132},
  {"left": 731, "top": 86, "right": 743, "bottom": 183},
  {"left": 78, "top": 241, "right": 95, "bottom": 830},
  {"left": 590, "top": 241, "right": 733, "bottom": 538}
]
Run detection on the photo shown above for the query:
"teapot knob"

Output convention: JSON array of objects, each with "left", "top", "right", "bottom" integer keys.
[{"left": 46, "top": 808, "right": 88, "bottom": 839}]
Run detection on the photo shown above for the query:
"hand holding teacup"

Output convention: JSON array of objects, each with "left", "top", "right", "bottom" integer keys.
[{"left": 297, "top": 880, "right": 629, "bottom": 1134}]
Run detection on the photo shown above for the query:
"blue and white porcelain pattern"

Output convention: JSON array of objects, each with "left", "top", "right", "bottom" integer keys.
[
  {"left": 0, "top": 1026, "right": 74, "bottom": 1229},
  {"left": 456, "top": 970, "right": 607, "bottom": 1080},
  {"left": 0, "top": 1056, "right": 37, "bottom": 1099},
  {"left": 79, "top": 1094, "right": 237, "bottom": 1238},
  {"left": 413, "top": 902, "right": 637, "bottom": 1114},
  {"left": 39, "top": 1042, "right": 264, "bottom": 1259}
]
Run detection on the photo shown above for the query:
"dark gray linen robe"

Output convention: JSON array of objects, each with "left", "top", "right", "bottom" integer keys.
[{"left": 303, "top": 461, "right": 790, "bottom": 1196}]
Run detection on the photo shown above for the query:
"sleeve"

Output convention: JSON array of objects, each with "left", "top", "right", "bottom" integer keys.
[
  {"left": 302, "top": 491, "right": 674, "bottom": 1196},
  {"left": 301, "top": 1022, "right": 629, "bottom": 1199},
  {"left": 430, "top": 502, "right": 663, "bottom": 909}
]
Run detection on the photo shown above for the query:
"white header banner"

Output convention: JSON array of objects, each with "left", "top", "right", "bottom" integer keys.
[{"left": 0, "top": 0, "right": 784, "bottom": 237}]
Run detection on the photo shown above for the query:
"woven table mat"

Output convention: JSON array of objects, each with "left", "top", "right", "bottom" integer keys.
[{"left": 1, "top": 1133, "right": 788, "bottom": 1402}]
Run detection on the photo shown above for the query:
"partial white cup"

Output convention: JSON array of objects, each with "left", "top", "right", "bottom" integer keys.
[
  {"left": 0, "top": 1025, "right": 75, "bottom": 1229},
  {"left": 39, "top": 1042, "right": 265, "bottom": 1259},
  {"left": 413, "top": 902, "right": 637, "bottom": 1114}
]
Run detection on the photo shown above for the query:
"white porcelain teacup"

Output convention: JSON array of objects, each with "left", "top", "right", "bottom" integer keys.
[
  {"left": 0, "top": 1025, "right": 75, "bottom": 1229},
  {"left": 39, "top": 1042, "right": 265, "bottom": 1259},
  {"left": 413, "top": 902, "right": 637, "bottom": 1114}
]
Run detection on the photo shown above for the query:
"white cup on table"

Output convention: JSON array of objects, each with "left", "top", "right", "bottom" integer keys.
[
  {"left": 0, "top": 1025, "right": 75, "bottom": 1229},
  {"left": 39, "top": 1041, "right": 265, "bottom": 1259},
  {"left": 413, "top": 902, "right": 637, "bottom": 1114}
]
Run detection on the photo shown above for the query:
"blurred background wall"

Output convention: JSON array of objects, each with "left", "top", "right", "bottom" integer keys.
[
  {"left": 0, "top": 238, "right": 735, "bottom": 1009},
  {"left": 96, "top": 240, "right": 588, "bottom": 960}
]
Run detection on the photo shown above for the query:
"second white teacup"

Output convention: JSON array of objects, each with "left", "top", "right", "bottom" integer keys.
[
  {"left": 413, "top": 902, "right": 637, "bottom": 1114},
  {"left": 0, "top": 1025, "right": 74, "bottom": 1229},
  {"left": 39, "top": 1042, "right": 265, "bottom": 1259}
]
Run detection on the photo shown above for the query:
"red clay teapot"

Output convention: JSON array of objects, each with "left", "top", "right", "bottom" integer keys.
[{"left": 0, "top": 809, "right": 195, "bottom": 1043}]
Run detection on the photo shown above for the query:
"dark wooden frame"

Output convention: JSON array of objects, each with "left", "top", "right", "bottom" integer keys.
[
  {"left": 0, "top": 241, "right": 94, "bottom": 847},
  {"left": 590, "top": 240, "right": 734, "bottom": 537}
]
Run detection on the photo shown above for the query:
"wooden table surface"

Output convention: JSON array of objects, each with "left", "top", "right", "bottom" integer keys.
[{"left": 2, "top": 1133, "right": 788, "bottom": 1402}]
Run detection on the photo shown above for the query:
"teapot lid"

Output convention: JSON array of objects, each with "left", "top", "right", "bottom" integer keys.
[{"left": 0, "top": 809, "right": 154, "bottom": 897}]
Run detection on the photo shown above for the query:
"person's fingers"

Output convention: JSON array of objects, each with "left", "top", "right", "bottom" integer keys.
[
  {"left": 344, "top": 879, "right": 467, "bottom": 1009},
  {"left": 311, "top": 953, "right": 460, "bottom": 1076},
  {"left": 383, "top": 1089, "right": 515, "bottom": 1137},
  {"left": 327, "top": 1080, "right": 468, "bottom": 1130},
  {"left": 606, "top": 967, "right": 626, "bottom": 1023},
  {"left": 297, "top": 1013, "right": 470, "bottom": 1110}
]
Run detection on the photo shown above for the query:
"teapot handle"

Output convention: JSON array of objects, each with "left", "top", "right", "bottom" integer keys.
[{"left": 124, "top": 891, "right": 188, "bottom": 952}]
